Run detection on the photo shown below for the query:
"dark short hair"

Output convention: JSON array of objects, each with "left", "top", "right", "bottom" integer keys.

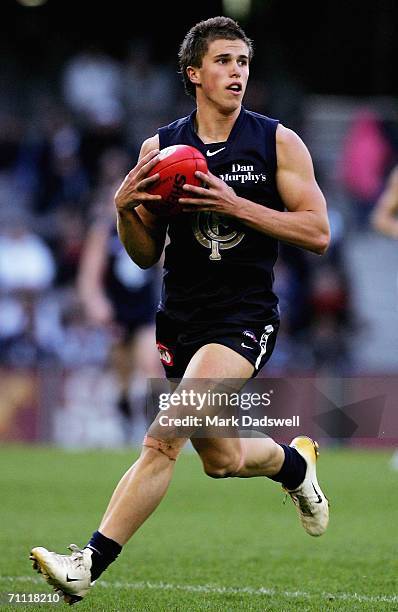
[{"left": 178, "top": 16, "right": 254, "bottom": 98}]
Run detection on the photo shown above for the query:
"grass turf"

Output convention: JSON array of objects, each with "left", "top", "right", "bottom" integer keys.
[{"left": 0, "top": 445, "right": 397, "bottom": 611}]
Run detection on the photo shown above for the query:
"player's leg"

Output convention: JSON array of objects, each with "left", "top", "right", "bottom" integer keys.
[
  {"left": 183, "top": 343, "right": 291, "bottom": 479},
  {"left": 99, "top": 374, "right": 204, "bottom": 546},
  {"left": 31, "top": 314, "right": 183, "bottom": 602},
  {"left": 97, "top": 330, "right": 164, "bottom": 526},
  {"left": 191, "top": 436, "right": 283, "bottom": 478},
  {"left": 30, "top": 376, "right": 192, "bottom": 604},
  {"left": 85, "top": 345, "right": 248, "bottom": 551},
  {"left": 30, "top": 420, "right": 189, "bottom": 604},
  {"left": 98, "top": 321, "right": 190, "bottom": 532},
  {"left": 184, "top": 343, "right": 329, "bottom": 536}
]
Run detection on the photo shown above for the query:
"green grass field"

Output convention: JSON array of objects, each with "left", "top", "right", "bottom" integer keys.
[{"left": 0, "top": 445, "right": 397, "bottom": 611}]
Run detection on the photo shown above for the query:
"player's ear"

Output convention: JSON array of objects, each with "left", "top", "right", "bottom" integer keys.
[{"left": 186, "top": 66, "right": 201, "bottom": 87}]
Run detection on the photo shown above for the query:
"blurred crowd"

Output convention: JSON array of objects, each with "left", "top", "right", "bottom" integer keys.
[{"left": 1, "top": 43, "right": 398, "bottom": 384}]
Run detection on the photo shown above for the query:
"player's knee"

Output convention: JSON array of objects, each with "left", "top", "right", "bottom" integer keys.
[
  {"left": 143, "top": 435, "right": 181, "bottom": 461},
  {"left": 202, "top": 451, "right": 242, "bottom": 479}
]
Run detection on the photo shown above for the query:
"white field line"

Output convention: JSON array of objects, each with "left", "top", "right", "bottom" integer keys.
[{"left": 1, "top": 576, "right": 398, "bottom": 605}]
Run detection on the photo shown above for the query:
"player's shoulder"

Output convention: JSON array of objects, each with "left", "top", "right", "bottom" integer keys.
[
  {"left": 276, "top": 124, "right": 312, "bottom": 165},
  {"left": 140, "top": 115, "right": 192, "bottom": 156},
  {"left": 158, "top": 114, "right": 193, "bottom": 150},
  {"left": 161, "top": 114, "right": 192, "bottom": 132},
  {"left": 243, "top": 108, "right": 279, "bottom": 126},
  {"left": 276, "top": 124, "right": 303, "bottom": 147}
]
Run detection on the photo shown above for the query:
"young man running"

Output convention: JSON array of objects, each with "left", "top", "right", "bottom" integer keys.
[{"left": 31, "top": 16, "right": 330, "bottom": 605}]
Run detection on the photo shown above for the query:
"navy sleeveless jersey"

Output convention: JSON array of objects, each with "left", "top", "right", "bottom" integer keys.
[{"left": 158, "top": 107, "right": 284, "bottom": 327}]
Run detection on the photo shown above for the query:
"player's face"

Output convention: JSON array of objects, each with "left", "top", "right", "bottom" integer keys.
[{"left": 193, "top": 39, "right": 250, "bottom": 111}]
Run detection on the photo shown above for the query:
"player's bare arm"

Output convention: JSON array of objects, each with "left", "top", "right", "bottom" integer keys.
[
  {"left": 115, "top": 136, "right": 168, "bottom": 268},
  {"left": 180, "top": 125, "right": 330, "bottom": 255},
  {"left": 371, "top": 166, "right": 398, "bottom": 238}
]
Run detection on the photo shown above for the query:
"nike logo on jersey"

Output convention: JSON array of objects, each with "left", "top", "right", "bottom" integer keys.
[
  {"left": 241, "top": 343, "right": 254, "bottom": 350},
  {"left": 312, "top": 483, "right": 323, "bottom": 504},
  {"left": 66, "top": 574, "right": 80, "bottom": 582},
  {"left": 206, "top": 147, "right": 226, "bottom": 157}
]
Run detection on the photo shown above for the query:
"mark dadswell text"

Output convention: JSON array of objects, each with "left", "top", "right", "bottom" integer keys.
[{"left": 159, "top": 415, "right": 300, "bottom": 428}]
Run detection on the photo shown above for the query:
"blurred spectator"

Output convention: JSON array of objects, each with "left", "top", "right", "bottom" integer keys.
[
  {"left": 338, "top": 107, "right": 394, "bottom": 230},
  {"left": 272, "top": 204, "right": 354, "bottom": 374},
  {"left": 0, "top": 214, "right": 57, "bottom": 366},
  {"left": 123, "top": 40, "right": 176, "bottom": 156},
  {"left": 309, "top": 263, "right": 352, "bottom": 373},
  {"left": 76, "top": 148, "right": 162, "bottom": 440},
  {"left": 278, "top": 243, "right": 313, "bottom": 337},
  {"left": 271, "top": 252, "right": 313, "bottom": 373},
  {"left": 270, "top": 244, "right": 314, "bottom": 372},
  {"left": 371, "top": 165, "right": 398, "bottom": 239},
  {"left": 51, "top": 205, "right": 87, "bottom": 288},
  {"left": 0, "top": 112, "right": 33, "bottom": 218},
  {"left": 24, "top": 103, "right": 90, "bottom": 223},
  {"left": 62, "top": 47, "right": 123, "bottom": 130},
  {"left": 61, "top": 47, "right": 124, "bottom": 178},
  {"left": 370, "top": 164, "right": 398, "bottom": 469},
  {"left": 309, "top": 204, "right": 354, "bottom": 373},
  {"left": 0, "top": 112, "right": 26, "bottom": 174},
  {"left": 55, "top": 289, "right": 112, "bottom": 368}
]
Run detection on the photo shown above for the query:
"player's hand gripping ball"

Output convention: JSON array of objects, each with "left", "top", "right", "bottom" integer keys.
[{"left": 144, "top": 145, "right": 208, "bottom": 216}]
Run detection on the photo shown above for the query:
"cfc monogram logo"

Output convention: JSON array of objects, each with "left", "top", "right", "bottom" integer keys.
[{"left": 192, "top": 212, "right": 245, "bottom": 260}]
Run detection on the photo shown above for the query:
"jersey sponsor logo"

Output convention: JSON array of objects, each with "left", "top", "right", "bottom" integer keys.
[
  {"left": 157, "top": 342, "right": 174, "bottom": 366},
  {"left": 206, "top": 147, "right": 226, "bottom": 157},
  {"left": 219, "top": 163, "right": 267, "bottom": 185},
  {"left": 192, "top": 212, "right": 245, "bottom": 261}
]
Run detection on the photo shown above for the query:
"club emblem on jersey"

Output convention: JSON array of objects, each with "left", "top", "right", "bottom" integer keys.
[{"left": 192, "top": 212, "right": 245, "bottom": 261}]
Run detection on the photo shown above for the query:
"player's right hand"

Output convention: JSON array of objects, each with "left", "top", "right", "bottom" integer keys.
[{"left": 114, "top": 150, "right": 162, "bottom": 212}]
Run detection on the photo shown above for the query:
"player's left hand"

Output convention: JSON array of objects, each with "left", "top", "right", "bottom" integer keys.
[{"left": 179, "top": 171, "right": 239, "bottom": 216}]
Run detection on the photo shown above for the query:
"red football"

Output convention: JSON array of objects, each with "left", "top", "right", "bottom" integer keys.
[{"left": 144, "top": 145, "right": 208, "bottom": 216}]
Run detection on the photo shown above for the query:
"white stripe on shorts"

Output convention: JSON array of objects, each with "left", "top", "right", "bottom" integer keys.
[{"left": 254, "top": 324, "right": 274, "bottom": 370}]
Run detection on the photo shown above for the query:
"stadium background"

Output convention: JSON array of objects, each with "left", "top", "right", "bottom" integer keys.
[
  {"left": 1, "top": 2, "right": 398, "bottom": 610},
  {"left": 1, "top": 0, "right": 398, "bottom": 446}
]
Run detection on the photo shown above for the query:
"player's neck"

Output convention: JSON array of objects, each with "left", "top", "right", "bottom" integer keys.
[{"left": 194, "top": 103, "right": 241, "bottom": 144}]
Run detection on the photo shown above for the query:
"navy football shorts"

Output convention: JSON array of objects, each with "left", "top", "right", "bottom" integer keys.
[{"left": 156, "top": 311, "right": 280, "bottom": 379}]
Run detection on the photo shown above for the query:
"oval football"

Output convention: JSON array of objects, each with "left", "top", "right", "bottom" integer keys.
[{"left": 145, "top": 145, "right": 208, "bottom": 216}]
